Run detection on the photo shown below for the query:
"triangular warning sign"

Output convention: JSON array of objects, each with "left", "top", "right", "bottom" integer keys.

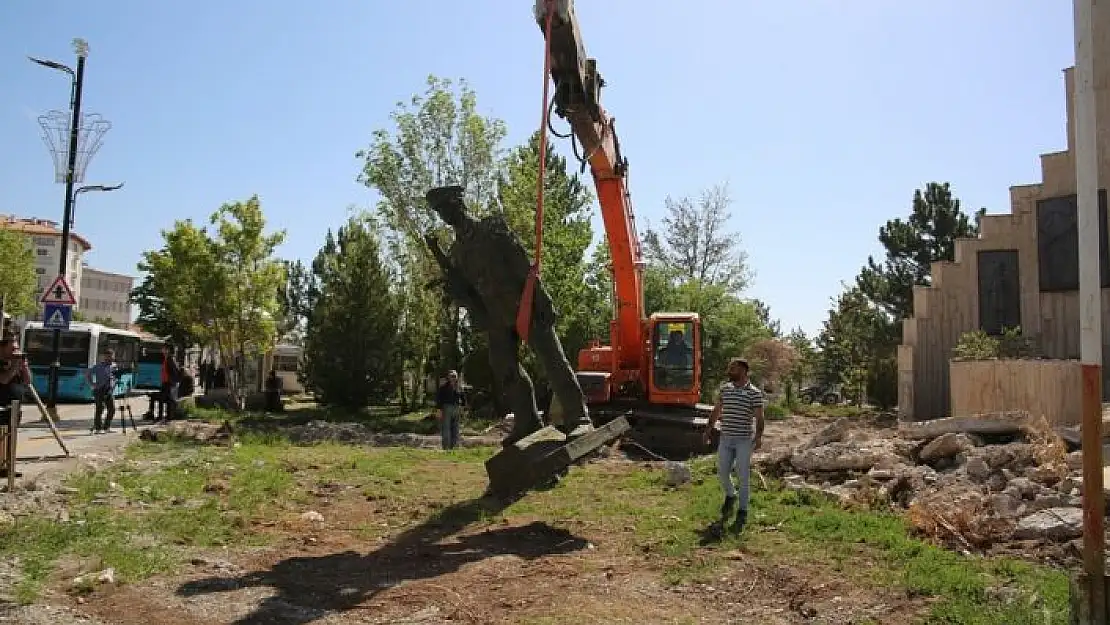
[
  {"left": 45, "top": 307, "right": 66, "bottom": 327},
  {"left": 40, "top": 274, "right": 77, "bottom": 305}
]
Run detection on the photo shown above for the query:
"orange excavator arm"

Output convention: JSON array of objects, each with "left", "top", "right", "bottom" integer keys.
[{"left": 535, "top": 0, "right": 645, "bottom": 375}]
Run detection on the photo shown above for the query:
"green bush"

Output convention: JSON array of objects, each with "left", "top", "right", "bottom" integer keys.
[
  {"left": 866, "top": 355, "right": 898, "bottom": 410},
  {"left": 765, "top": 401, "right": 789, "bottom": 420},
  {"left": 952, "top": 327, "right": 1040, "bottom": 361}
]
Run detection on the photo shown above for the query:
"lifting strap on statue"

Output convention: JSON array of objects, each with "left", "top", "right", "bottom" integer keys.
[{"left": 515, "top": 0, "right": 557, "bottom": 344}]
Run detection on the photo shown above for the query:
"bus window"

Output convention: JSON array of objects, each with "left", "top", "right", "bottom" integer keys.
[
  {"left": 138, "top": 341, "right": 164, "bottom": 364},
  {"left": 99, "top": 332, "right": 138, "bottom": 366},
  {"left": 24, "top": 329, "right": 91, "bottom": 368}
]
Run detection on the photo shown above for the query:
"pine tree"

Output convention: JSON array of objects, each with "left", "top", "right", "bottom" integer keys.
[
  {"left": 302, "top": 215, "right": 401, "bottom": 408},
  {"left": 857, "top": 182, "right": 984, "bottom": 320}
]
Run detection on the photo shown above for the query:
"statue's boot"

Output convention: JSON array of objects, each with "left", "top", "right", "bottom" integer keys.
[
  {"left": 548, "top": 393, "right": 594, "bottom": 440},
  {"left": 503, "top": 410, "right": 544, "bottom": 447},
  {"left": 560, "top": 416, "right": 594, "bottom": 440}
]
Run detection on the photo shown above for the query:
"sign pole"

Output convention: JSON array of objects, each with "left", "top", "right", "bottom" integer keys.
[{"left": 1073, "top": 0, "right": 1107, "bottom": 621}]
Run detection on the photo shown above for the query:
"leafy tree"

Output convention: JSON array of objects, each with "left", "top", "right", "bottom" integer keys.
[
  {"left": 357, "top": 75, "right": 506, "bottom": 406},
  {"left": 130, "top": 274, "right": 200, "bottom": 346},
  {"left": 751, "top": 299, "right": 782, "bottom": 337},
  {"left": 643, "top": 182, "right": 752, "bottom": 294},
  {"left": 136, "top": 219, "right": 225, "bottom": 353},
  {"left": 815, "top": 287, "right": 890, "bottom": 404},
  {"left": 137, "top": 196, "right": 285, "bottom": 397},
  {"left": 746, "top": 338, "right": 799, "bottom": 393},
  {"left": 825, "top": 182, "right": 985, "bottom": 406},
  {"left": 583, "top": 243, "right": 614, "bottom": 342},
  {"left": 783, "top": 327, "right": 817, "bottom": 391},
  {"left": 209, "top": 196, "right": 287, "bottom": 379},
  {"left": 0, "top": 230, "right": 39, "bottom": 316},
  {"left": 857, "top": 182, "right": 984, "bottom": 321},
  {"left": 303, "top": 215, "right": 401, "bottom": 408},
  {"left": 276, "top": 259, "right": 315, "bottom": 344}
]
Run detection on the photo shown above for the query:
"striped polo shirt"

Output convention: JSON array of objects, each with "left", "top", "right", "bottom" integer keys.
[{"left": 717, "top": 381, "right": 763, "bottom": 437}]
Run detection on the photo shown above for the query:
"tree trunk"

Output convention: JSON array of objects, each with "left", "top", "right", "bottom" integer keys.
[
  {"left": 409, "top": 355, "right": 427, "bottom": 412},
  {"left": 398, "top": 368, "right": 409, "bottom": 409}
]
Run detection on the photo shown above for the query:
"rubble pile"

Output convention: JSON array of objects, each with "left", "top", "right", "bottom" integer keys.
[{"left": 753, "top": 411, "right": 1089, "bottom": 554}]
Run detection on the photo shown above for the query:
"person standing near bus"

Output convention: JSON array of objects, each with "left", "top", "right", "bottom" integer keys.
[
  {"left": 86, "top": 349, "right": 117, "bottom": 434},
  {"left": 157, "top": 344, "right": 182, "bottom": 424}
]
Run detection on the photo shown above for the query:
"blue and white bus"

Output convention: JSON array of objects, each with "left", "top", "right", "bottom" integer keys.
[
  {"left": 21, "top": 321, "right": 141, "bottom": 401},
  {"left": 135, "top": 336, "right": 166, "bottom": 390}
]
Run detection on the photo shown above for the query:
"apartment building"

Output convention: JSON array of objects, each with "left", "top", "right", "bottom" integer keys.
[
  {"left": 0, "top": 215, "right": 136, "bottom": 326},
  {"left": 80, "top": 266, "right": 134, "bottom": 326},
  {"left": 0, "top": 215, "right": 90, "bottom": 303}
]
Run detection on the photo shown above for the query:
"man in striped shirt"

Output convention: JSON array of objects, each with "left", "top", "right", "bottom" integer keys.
[{"left": 705, "top": 357, "right": 765, "bottom": 532}]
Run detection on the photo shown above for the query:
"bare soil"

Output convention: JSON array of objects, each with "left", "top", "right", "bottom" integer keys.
[{"left": 69, "top": 509, "right": 922, "bottom": 624}]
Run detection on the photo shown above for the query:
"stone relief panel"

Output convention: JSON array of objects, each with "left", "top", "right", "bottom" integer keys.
[{"left": 978, "top": 249, "right": 1021, "bottom": 336}]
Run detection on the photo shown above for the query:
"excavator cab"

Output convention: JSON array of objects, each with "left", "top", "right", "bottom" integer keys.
[{"left": 647, "top": 314, "right": 701, "bottom": 405}]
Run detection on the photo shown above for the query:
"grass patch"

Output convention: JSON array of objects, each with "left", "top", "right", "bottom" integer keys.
[
  {"left": 764, "top": 401, "right": 789, "bottom": 420},
  {"left": 0, "top": 432, "right": 492, "bottom": 604},
  {"left": 503, "top": 456, "right": 1070, "bottom": 623},
  {"left": 793, "top": 403, "right": 868, "bottom": 419},
  {"left": 0, "top": 426, "right": 1071, "bottom": 623}
]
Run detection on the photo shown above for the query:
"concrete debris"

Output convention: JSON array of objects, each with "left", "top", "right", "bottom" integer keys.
[
  {"left": 918, "top": 433, "right": 975, "bottom": 463},
  {"left": 72, "top": 568, "right": 115, "bottom": 589},
  {"left": 898, "top": 411, "right": 1038, "bottom": 440},
  {"left": 143, "top": 420, "right": 234, "bottom": 444},
  {"left": 300, "top": 510, "right": 325, "bottom": 525},
  {"left": 964, "top": 457, "right": 991, "bottom": 482},
  {"left": 1013, "top": 508, "right": 1083, "bottom": 541},
  {"left": 754, "top": 410, "right": 1096, "bottom": 552},
  {"left": 285, "top": 420, "right": 501, "bottom": 448},
  {"left": 801, "top": 418, "right": 851, "bottom": 450},
  {"left": 790, "top": 442, "right": 880, "bottom": 473},
  {"left": 664, "top": 461, "right": 692, "bottom": 487}
]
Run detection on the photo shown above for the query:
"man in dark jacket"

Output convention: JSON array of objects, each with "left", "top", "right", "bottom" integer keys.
[
  {"left": 0, "top": 333, "right": 29, "bottom": 477},
  {"left": 434, "top": 370, "right": 465, "bottom": 450},
  {"left": 156, "top": 344, "right": 183, "bottom": 424}
]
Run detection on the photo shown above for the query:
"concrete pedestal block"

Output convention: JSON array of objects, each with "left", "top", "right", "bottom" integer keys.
[{"left": 484, "top": 416, "right": 630, "bottom": 499}]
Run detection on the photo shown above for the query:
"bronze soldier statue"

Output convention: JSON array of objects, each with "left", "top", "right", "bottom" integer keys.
[{"left": 423, "top": 185, "right": 593, "bottom": 445}]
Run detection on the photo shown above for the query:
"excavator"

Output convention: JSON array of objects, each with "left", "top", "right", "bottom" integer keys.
[{"left": 534, "top": 0, "right": 714, "bottom": 456}]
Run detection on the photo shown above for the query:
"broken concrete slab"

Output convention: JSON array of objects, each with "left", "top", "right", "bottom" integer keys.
[
  {"left": 899, "top": 411, "right": 1035, "bottom": 440},
  {"left": 800, "top": 418, "right": 850, "bottom": 450},
  {"left": 919, "top": 433, "right": 976, "bottom": 463},
  {"left": 1013, "top": 507, "right": 1083, "bottom": 541},
  {"left": 790, "top": 442, "right": 881, "bottom": 473},
  {"left": 484, "top": 417, "right": 630, "bottom": 499}
]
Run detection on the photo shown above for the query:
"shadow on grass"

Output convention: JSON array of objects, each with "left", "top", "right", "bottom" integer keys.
[{"left": 176, "top": 493, "right": 589, "bottom": 624}]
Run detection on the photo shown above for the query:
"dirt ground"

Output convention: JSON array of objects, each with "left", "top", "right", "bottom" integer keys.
[{"left": 0, "top": 415, "right": 995, "bottom": 624}]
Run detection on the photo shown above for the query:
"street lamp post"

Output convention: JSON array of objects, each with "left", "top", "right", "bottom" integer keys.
[
  {"left": 29, "top": 39, "right": 90, "bottom": 414},
  {"left": 72, "top": 183, "right": 124, "bottom": 229}
]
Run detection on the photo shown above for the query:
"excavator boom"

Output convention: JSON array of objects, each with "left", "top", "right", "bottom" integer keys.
[
  {"left": 534, "top": 1, "right": 707, "bottom": 457},
  {"left": 535, "top": 0, "right": 645, "bottom": 377}
]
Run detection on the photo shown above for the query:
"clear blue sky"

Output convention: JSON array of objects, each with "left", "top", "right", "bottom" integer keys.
[{"left": 0, "top": 1, "right": 1077, "bottom": 336}]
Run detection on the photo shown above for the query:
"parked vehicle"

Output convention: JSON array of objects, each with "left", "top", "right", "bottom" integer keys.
[
  {"left": 799, "top": 384, "right": 842, "bottom": 406},
  {"left": 21, "top": 321, "right": 140, "bottom": 401},
  {"left": 135, "top": 337, "right": 166, "bottom": 390}
]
